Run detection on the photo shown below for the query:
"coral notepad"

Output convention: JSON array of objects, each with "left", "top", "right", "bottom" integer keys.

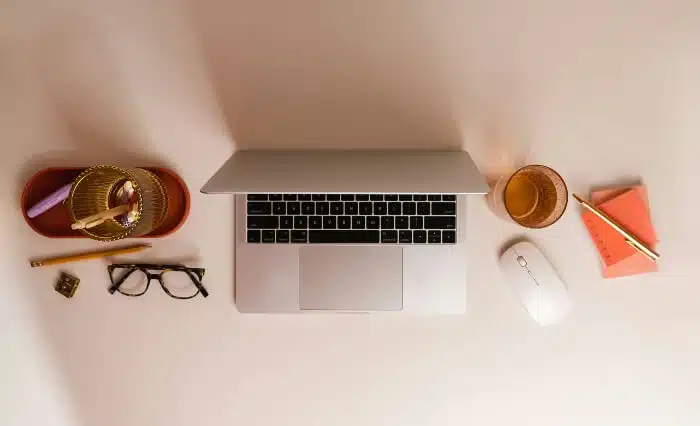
[{"left": 582, "top": 186, "right": 659, "bottom": 279}]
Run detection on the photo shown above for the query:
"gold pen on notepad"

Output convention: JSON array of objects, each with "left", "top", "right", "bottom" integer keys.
[{"left": 572, "top": 194, "right": 659, "bottom": 262}]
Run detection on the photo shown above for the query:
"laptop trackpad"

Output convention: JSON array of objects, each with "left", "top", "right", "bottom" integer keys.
[{"left": 299, "top": 246, "right": 403, "bottom": 311}]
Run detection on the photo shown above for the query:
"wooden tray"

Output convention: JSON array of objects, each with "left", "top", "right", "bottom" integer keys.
[{"left": 21, "top": 167, "right": 190, "bottom": 238}]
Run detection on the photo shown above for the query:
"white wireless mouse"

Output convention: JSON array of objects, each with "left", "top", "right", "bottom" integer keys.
[{"left": 499, "top": 241, "right": 572, "bottom": 326}]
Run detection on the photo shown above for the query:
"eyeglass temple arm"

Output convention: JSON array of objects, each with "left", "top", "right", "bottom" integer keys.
[{"left": 187, "top": 269, "right": 209, "bottom": 297}]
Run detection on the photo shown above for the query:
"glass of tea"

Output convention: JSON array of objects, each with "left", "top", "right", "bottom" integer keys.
[{"left": 486, "top": 165, "right": 568, "bottom": 228}]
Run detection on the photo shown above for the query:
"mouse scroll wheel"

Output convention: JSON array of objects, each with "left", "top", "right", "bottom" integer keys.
[{"left": 517, "top": 256, "right": 527, "bottom": 267}]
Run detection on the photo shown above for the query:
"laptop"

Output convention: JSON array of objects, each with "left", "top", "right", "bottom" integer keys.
[{"left": 201, "top": 150, "right": 487, "bottom": 313}]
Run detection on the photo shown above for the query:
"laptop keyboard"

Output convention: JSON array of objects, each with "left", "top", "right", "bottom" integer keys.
[{"left": 246, "top": 194, "right": 457, "bottom": 244}]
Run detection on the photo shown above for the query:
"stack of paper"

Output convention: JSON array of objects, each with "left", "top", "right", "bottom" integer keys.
[{"left": 581, "top": 186, "right": 659, "bottom": 279}]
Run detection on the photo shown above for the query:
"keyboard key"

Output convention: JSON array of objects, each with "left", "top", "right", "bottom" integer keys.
[
  {"left": 385, "top": 195, "right": 398, "bottom": 201},
  {"left": 402, "top": 202, "right": 416, "bottom": 215},
  {"left": 443, "top": 194, "right": 456, "bottom": 201},
  {"left": 284, "top": 194, "right": 297, "bottom": 201},
  {"left": 432, "top": 202, "right": 456, "bottom": 215},
  {"left": 247, "top": 194, "right": 268, "bottom": 201},
  {"left": 276, "top": 230, "right": 290, "bottom": 243},
  {"left": 428, "top": 194, "right": 441, "bottom": 201},
  {"left": 269, "top": 194, "right": 283, "bottom": 201},
  {"left": 381, "top": 230, "right": 398, "bottom": 243},
  {"left": 287, "top": 202, "right": 301, "bottom": 215},
  {"left": 381, "top": 216, "right": 394, "bottom": 229},
  {"left": 316, "top": 202, "right": 330, "bottom": 215},
  {"left": 341, "top": 194, "right": 354, "bottom": 201},
  {"left": 312, "top": 194, "right": 326, "bottom": 201},
  {"left": 338, "top": 216, "right": 351, "bottom": 229},
  {"left": 323, "top": 216, "right": 337, "bottom": 229},
  {"left": 370, "top": 194, "right": 383, "bottom": 201},
  {"left": 344, "top": 202, "right": 358, "bottom": 215},
  {"left": 359, "top": 202, "right": 373, "bottom": 215},
  {"left": 262, "top": 230, "right": 276, "bottom": 243},
  {"left": 395, "top": 216, "right": 409, "bottom": 229},
  {"left": 309, "top": 216, "right": 323, "bottom": 229},
  {"left": 388, "top": 202, "right": 401, "bottom": 215},
  {"left": 374, "top": 202, "right": 387, "bottom": 215},
  {"left": 327, "top": 194, "right": 341, "bottom": 201},
  {"left": 352, "top": 216, "right": 365, "bottom": 229},
  {"left": 298, "top": 194, "right": 311, "bottom": 201},
  {"left": 399, "top": 230, "right": 412, "bottom": 243},
  {"left": 280, "top": 216, "right": 293, "bottom": 229},
  {"left": 428, "top": 230, "right": 441, "bottom": 243},
  {"left": 442, "top": 230, "right": 456, "bottom": 243},
  {"left": 273, "top": 202, "right": 286, "bottom": 215},
  {"left": 291, "top": 230, "right": 308, "bottom": 243},
  {"left": 413, "top": 230, "right": 427, "bottom": 243},
  {"left": 367, "top": 216, "right": 380, "bottom": 229},
  {"left": 424, "top": 216, "right": 456, "bottom": 229},
  {"left": 247, "top": 202, "right": 271, "bottom": 215},
  {"left": 294, "top": 216, "right": 308, "bottom": 229},
  {"left": 414, "top": 194, "right": 427, "bottom": 201},
  {"left": 417, "top": 202, "right": 430, "bottom": 215},
  {"left": 398, "top": 194, "right": 413, "bottom": 201},
  {"left": 355, "top": 194, "right": 370, "bottom": 201},
  {"left": 330, "top": 202, "right": 343, "bottom": 215},
  {"left": 309, "top": 230, "right": 380, "bottom": 243},
  {"left": 247, "top": 230, "right": 261, "bottom": 243},
  {"left": 302, "top": 202, "right": 315, "bottom": 215},
  {"left": 248, "top": 216, "right": 278, "bottom": 229},
  {"left": 410, "top": 216, "right": 423, "bottom": 229}
]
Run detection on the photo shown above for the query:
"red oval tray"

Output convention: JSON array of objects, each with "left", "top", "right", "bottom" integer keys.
[{"left": 21, "top": 167, "right": 190, "bottom": 238}]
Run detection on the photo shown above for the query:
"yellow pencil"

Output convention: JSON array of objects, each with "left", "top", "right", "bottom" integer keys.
[
  {"left": 30, "top": 244, "right": 151, "bottom": 267},
  {"left": 572, "top": 194, "right": 659, "bottom": 262}
]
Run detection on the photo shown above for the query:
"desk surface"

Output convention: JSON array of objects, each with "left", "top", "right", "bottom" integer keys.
[{"left": 2, "top": 1, "right": 699, "bottom": 426}]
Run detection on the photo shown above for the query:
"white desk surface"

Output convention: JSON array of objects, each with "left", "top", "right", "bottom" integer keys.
[{"left": 2, "top": 1, "right": 699, "bottom": 426}]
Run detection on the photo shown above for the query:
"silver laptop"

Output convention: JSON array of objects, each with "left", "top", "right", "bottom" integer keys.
[{"left": 201, "top": 151, "right": 487, "bottom": 313}]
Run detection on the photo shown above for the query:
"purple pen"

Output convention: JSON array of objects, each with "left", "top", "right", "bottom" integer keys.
[{"left": 27, "top": 183, "right": 72, "bottom": 219}]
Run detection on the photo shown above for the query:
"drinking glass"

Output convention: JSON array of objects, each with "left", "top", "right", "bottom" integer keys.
[{"left": 486, "top": 165, "right": 568, "bottom": 228}]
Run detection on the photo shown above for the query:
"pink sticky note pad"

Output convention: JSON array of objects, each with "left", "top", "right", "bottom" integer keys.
[{"left": 583, "top": 186, "right": 658, "bottom": 279}]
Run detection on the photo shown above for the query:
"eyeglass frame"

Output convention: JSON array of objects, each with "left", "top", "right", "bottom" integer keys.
[{"left": 107, "top": 263, "right": 209, "bottom": 299}]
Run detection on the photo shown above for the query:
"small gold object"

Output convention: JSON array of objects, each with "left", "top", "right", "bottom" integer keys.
[
  {"left": 55, "top": 272, "right": 80, "bottom": 298},
  {"left": 572, "top": 194, "right": 659, "bottom": 262}
]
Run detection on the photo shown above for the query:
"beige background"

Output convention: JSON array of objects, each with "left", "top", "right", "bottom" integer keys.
[{"left": 2, "top": 1, "right": 699, "bottom": 425}]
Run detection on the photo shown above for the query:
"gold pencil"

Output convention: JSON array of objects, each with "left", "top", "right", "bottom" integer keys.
[
  {"left": 572, "top": 194, "right": 659, "bottom": 262},
  {"left": 30, "top": 244, "right": 151, "bottom": 267}
]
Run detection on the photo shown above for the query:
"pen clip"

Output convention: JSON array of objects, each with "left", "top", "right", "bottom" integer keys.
[{"left": 624, "top": 239, "right": 657, "bottom": 263}]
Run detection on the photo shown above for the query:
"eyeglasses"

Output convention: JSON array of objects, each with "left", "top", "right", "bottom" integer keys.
[{"left": 107, "top": 264, "right": 209, "bottom": 299}]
